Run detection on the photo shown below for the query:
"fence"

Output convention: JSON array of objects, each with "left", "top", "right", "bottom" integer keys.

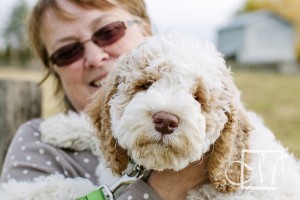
[{"left": 0, "top": 79, "right": 41, "bottom": 172}]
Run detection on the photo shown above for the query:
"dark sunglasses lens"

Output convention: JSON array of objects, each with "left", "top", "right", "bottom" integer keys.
[
  {"left": 50, "top": 43, "right": 83, "bottom": 67},
  {"left": 93, "top": 21, "right": 126, "bottom": 46}
]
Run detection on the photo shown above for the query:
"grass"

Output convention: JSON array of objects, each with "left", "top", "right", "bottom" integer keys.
[
  {"left": 233, "top": 69, "right": 300, "bottom": 158},
  {"left": 0, "top": 67, "right": 299, "bottom": 157}
]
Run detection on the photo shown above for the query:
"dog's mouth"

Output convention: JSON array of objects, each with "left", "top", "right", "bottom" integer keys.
[
  {"left": 131, "top": 131, "right": 202, "bottom": 171},
  {"left": 135, "top": 130, "right": 187, "bottom": 149},
  {"left": 157, "top": 134, "right": 174, "bottom": 145}
]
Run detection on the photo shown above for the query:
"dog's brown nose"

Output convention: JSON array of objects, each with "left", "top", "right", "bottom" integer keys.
[{"left": 152, "top": 111, "right": 179, "bottom": 134}]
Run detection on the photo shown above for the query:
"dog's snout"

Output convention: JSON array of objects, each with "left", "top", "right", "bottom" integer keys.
[{"left": 152, "top": 111, "right": 179, "bottom": 134}]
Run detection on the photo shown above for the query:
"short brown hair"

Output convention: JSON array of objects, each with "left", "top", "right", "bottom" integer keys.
[{"left": 27, "top": 0, "right": 152, "bottom": 111}]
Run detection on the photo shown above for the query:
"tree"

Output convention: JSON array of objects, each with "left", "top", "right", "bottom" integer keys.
[
  {"left": 242, "top": 0, "right": 271, "bottom": 12},
  {"left": 2, "top": 0, "right": 32, "bottom": 67}
]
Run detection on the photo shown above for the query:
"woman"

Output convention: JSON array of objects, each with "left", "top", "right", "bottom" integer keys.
[{"left": 0, "top": 0, "right": 207, "bottom": 199}]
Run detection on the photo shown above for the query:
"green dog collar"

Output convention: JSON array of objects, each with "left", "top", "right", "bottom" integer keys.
[
  {"left": 77, "top": 189, "right": 106, "bottom": 200},
  {"left": 77, "top": 164, "right": 147, "bottom": 200}
]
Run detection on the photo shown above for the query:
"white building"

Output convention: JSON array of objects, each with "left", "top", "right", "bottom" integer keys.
[{"left": 217, "top": 10, "right": 296, "bottom": 66}]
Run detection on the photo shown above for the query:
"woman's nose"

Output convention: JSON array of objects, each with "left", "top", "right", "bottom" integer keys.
[{"left": 83, "top": 41, "right": 109, "bottom": 69}]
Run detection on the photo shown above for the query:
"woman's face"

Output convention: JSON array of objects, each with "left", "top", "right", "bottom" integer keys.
[{"left": 41, "top": 1, "right": 148, "bottom": 111}]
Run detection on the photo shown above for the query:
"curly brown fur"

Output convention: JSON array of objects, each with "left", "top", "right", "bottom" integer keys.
[
  {"left": 205, "top": 74, "right": 252, "bottom": 192},
  {"left": 85, "top": 76, "right": 129, "bottom": 175},
  {"left": 208, "top": 106, "right": 252, "bottom": 192}
]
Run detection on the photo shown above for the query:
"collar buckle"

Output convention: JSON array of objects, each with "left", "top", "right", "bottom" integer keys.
[{"left": 100, "top": 164, "right": 147, "bottom": 200}]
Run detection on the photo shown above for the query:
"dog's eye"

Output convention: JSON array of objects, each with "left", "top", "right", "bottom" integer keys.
[
  {"left": 193, "top": 93, "right": 201, "bottom": 102},
  {"left": 140, "top": 82, "right": 152, "bottom": 90},
  {"left": 193, "top": 94, "right": 198, "bottom": 101},
  {"left": 193, "top": 92, "right": 210, "bottom": 112}
]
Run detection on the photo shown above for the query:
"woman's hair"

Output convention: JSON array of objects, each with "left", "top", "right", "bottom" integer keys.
[{"left": 27, "top": 0, "right": 152, "bottom": 111}]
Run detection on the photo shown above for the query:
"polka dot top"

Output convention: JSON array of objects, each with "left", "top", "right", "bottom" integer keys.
[
  {"left": 117, "top": 179, "right": 162, "bottom": 200},
  {"left": 0, "top": 117, "right": 163, "bottom": 200},
  {"left": 0, "top": 118, "right": 99, "bottom": 184}
]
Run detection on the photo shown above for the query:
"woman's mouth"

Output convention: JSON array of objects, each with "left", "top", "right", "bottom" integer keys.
[
  {"left": 90, "top": 79, "right": 102, "bottom": 87},
  {"left": 90, "top": 72, "right": 109, "bottom": 88}
]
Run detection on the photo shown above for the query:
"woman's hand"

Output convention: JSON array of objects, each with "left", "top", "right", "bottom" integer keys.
[{"left": 146, "top": 156, "right": 209, "bottom": 200}]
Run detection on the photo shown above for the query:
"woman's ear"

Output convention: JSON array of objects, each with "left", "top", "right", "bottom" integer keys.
[
  {"left": 85, "top": 76, "right": 130, "bottom": 175},
  {"left": 207, "top": 90, "right": 252, "bottom": 193},
  {"left": 138, "top": 20, "right": 152, "bottom": 37}
]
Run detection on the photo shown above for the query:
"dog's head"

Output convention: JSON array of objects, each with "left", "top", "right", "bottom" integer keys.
[{"left": 86, "top": 34, "right": 252, "bottom": 192}]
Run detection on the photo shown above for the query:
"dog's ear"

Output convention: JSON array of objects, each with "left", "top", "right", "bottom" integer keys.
[
  {"left": 202, "top": 69, "right": 252, "bottom": 193},
  {"left": 85, "top": 76, "right": 130, "bottom": 176},
  {"left": 194, "top": 65, "right": 252, "bottom": 193},
  {"left": 208, "top": 103, "right": 252, "bottom": 192}
]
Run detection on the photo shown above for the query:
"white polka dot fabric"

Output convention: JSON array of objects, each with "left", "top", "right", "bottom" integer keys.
[
  {"left": 117, "top": 179, "right": 163, "bottom": 200},
  {"left": 1, "top": 117, "right": 163, "bottom": 199},
  {"left": 0, "top": 119, "right": 99, "bottom": 185}
]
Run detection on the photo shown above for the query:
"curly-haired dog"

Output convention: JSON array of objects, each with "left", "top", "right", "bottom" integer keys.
[{"left": 86, "top": 34, "right": 300, "bottom": 199}]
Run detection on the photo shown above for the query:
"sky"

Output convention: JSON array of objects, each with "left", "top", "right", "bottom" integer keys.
[
  {"left": 145, "top": 0, "right": 246, "bottom": 43},
  {"left": 0, "top": 0, "right": 246, "bottom": 48}
]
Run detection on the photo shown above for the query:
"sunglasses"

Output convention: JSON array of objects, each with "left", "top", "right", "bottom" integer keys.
[{"left": 49, "top": 20, "right": 137, "bottom": 67}]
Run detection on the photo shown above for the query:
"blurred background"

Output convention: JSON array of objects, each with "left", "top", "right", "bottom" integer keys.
[{"left": 0, "top": 0, "right": 299, "bottom": 170}]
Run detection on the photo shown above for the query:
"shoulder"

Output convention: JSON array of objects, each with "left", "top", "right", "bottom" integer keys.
[
  {"left": 11, "top": 118, "right": 43, "bottom": 145},
  {"left": 1, "top": 115, "right": 99, "bottom": 184},
  {"left": 6, "top": 118, "right": 44, "bottom": 158},
  {"left": 0, "top": 118, "right": 50, "bottom": 182}
]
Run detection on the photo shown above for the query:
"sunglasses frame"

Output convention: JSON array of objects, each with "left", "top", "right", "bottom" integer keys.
[{"left": 49, "top": 20, "right": 138, "bottom": 67}]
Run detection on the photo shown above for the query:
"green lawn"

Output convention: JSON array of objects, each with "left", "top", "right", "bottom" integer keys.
[{"left": 234, "top": 70, "right": 300, "bottom": 158}]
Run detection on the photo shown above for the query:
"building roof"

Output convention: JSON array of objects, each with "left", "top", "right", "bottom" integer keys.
[{"left": 219, "top": 10, "right": 291, "bottom": 31}]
